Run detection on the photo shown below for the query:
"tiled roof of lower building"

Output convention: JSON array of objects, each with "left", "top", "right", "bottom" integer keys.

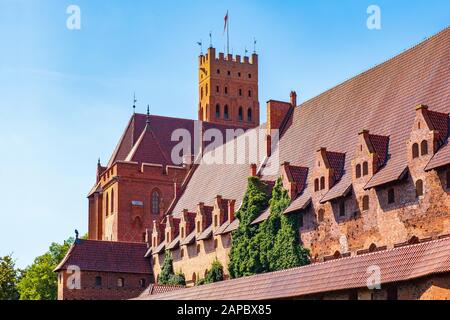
[
  {"left": 54, "top": 240, "right": 152, "bottom": 275},
  {"left": 137, "top": 236, "right": 450, "bottom": 300},
  {"left": 426, "top": 138, "right": 450, "bottom": 171}
]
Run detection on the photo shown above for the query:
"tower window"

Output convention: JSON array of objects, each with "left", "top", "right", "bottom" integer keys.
[
  {"left": 248, "top": 73, "right": 252, "bottom": 79},
  {"left": 421, "top": 140, "right": 429, "bottom": 156},
  {"left": 362, "top": 195, "right": 370, "bottom": 211},
  {"left": 95, "top": 276, "right": 102, "bottom": 287},
  {"left": 215, "top": 104, "right": 221, "bottom": 118},
  {"left": 363, "top": 162, "right": 369, "bottom": 176},
  {"left": 415, "top": 180, "right": 424, "bottom": 198},
  {"left": 224, "top": 105, "right": 229, "bottom": 120},
  {"left": 227, "top": 70, "right": 231, "bottom": 76},
  {"left": 356, "top": 164, "right": 362, "bottom": 178},
  {"left": 216, "top": 86, "right": 219, "bottom": 93},
  {"left": 388, "top": 188, "right": 395, "bottom": 204},
  {"left": 248, "top": 90, "right": 252, "bottom": 97},
  {"left": 181, "top": 227, "right": 185, "bottom": 238},
  {"left": 224, "top": 87, "right": 228, "bottom": 95},
  {"left": 412, "top": 143, "right": 419, "bottom": 159},
  {"left": 238, "top": 107, "right": 243, "bottom": 121},
  {"left": 217, "top": 69, "right": 220, "bottom": 74},
  {"left": 247, "top": 108, "right": 252, "bottom": 122},
  {"left": 214, "top": 239, "right": 218, "bottom": 249},
  {"left": 180, "top": 248, "right": 184, "bottom": 258},
  {"left": 314, "top": 179, "right": 319, "bottom": 192},
  {"left": 214, "top": 215, "right": 218, "bottom": 227},
  {"left": 238, "top": 72, "right": 241, "bottom": 77},
  {"left": 239, "top": 88, "right": 242, "bottom": 96},
  {"left": 151, "top": 190, "right": 160, "bottom": 215},
  {"left": 320, "top": 177, "right": 326, "bottom": 190}
]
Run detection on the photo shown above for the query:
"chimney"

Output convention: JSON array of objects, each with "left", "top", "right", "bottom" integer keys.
[
  {"left": 250, "top": 163, "right": 257, "bottom": 177},
  {"left": 290, "top": 91, "right": 297, "bottom": 107},
  {"left": 228, "top": 200, "right": 236, "bottom": 222}
]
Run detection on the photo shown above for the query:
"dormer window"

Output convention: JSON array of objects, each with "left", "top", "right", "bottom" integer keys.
[
  {"left": 363, "top": 162, "right": 369, "bottom": 176},
  {"left": 412, "top": 143, "right": 419, "bottom": 159},
  {"left": 362, "top": 195, "right": 370, "bottom": 211},
  {"left": 421, "top": 140, "right": 428, "bottom": 156},
  {"left": 339, "top": 200, "right": 346, "bottom": 217},
  {"left": 197, "top": 221, "right": 201, "bottom": 233},
  {"left": 415, "top": 180, "right": 424, "bottom": 198},
  {"left": 214, "top": 215, "right": 218, "bottom": 227},
  {"left": 320, "top": 177, "right": 326, "bottom": 190},
  {"left": 388, "top": 188, "right": 395, "bottom": 204},
  {"left": 356, "top": 164, "right": 362, "bottom": 178},
  {"left": 318, "top": 209, "right": 325, "bottom": 223},
  {"left": 314, "top": 179, "right": 319, "bottom": 192}
]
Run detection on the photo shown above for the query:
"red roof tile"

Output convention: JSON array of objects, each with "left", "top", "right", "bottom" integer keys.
[
  {"left": 285, "top": 189, "right": 312, "bottom": 214},
  {"left": 137, "top": 236, "right": 450, "bottom": 300},
  {"left": 368, "top": 134, "right": 390, "bottom": 167},
  {"left": 54, "top": 240, "right": 151, "bottom": 274},
  {"left": 427, "top": 110, "right": 449, "bottom": 140},
  {"left": 426, "top": 138, "right": 450, "bottom": 171}
]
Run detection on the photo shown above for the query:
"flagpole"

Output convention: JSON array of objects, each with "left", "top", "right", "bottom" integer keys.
[{"left": 227, "top": 12, "right": 230, "bottom": 55}]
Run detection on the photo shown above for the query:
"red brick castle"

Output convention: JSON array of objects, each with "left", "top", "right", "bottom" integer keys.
[{"left": 56, "top": 27, "right": 450, "bottom": 300}]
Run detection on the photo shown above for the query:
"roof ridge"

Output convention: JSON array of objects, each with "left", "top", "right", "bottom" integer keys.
[{"left": 299, "top": 26, "right": 450, "bottom": 109}]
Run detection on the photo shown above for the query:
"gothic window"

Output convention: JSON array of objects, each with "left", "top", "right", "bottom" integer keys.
[
  {"left": 214, "top": 215, "right": 218, "bottom": 227},
  {"left": 247, "top": 108, "right": 252, "bottom": 122},
  {"left": 216, "top": 104, "right": 221, "bottom": 118},
  {"left": 362, "top": 195, "right": 370, "bottom": 211},
  {"left": 196, "top": 244, "right": 201, "bottom": 254},
  {"left": 388, "top": 188, "right": 395, "bottom": 204},
  {"left": 363, "top": 162, "right": 369, "bottom": 176},
  {"left": 111, "top": 189, "right": 114, "bottom": 214},
  {"left": 238, "top": 107, "right": 243, "bottom": 121},
  {"left": 95, "top": 276, "right": 102, "bottom": 287},
  {"left": 356, "top": 164, "right": 362, "bottom": 178},
  {"left": 415, "top": 179, "right": 424, "bottom": 198},
  {"left": 248, "top": 89, "right": 252, "bottom": 97},
  {"left": 181, "top": 227, "right": 185, "bottom": 238},
  {"left": 318, "top": 209, "right": 325, "bottom": 223},
  {"left": 214, "top": 239, "right": 218, "bottom": 249},
  {"left": 412, "top": 143, "right": 419, "bottom": 159},
  {"left": 197, "top": 221, "right": 201, "bottom": 233},
  {"left": 248, "top": 73, "right": 252, "bottom": 79},
  {"left": 225, "top": 87, "right": 228, "bottom": 95},
  {"left": 151, "top": 190, "right": 160, "bottom": 215},
  {"left": 320, "top": 177, "right": 326, "bottom": 190},
  {"left": 314, "top": 179, "right": 319, "bottom": 192},
  {"left": 239, "top": 88, "right": 242, "bottom": 96},
  {"left": 216, "top": 85, "right": 220, "bottom": 93},
  {"left": 224, "top": 105, "right": 229, "bottom": 119},
  {"left": 216, "top": 69, "right": 220, "bottom": 74},
  {"left": 117, "top": 278, "right": 124, "bottom": 288},
  {"left": 105, "top": 193, "right": 109, "bottom": 217},
  {"left": 421, "top": 140, "right": 429, "bottom": 156}
]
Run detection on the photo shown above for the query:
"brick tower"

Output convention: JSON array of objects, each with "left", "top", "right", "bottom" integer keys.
[{"left": 198, "top": 47, "right": 260, "bottom": 128}]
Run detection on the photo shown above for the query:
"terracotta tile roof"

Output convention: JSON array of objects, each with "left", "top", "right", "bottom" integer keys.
[
  {"left": 166, "top": 236, "right": 180, "bottom": 250},
  {"left": 285, "top": 189, "right": 312, "bottom": 214},
  {"left": 320, "top": 176, "right": 352, "bottom": 203},
  {"left": 427, "top": 110, "right": 449, "bottom": 140},
  {"left": 270, "top": 27, "right": 449, "bottom": 195},
  {"left": 287, "top": 165, "right": 309, "bottom": 195},
  {"left": 197, "top": 226, "right": 213, "bottom": 241},
  {"left": 153, "top": 241, "right": 166, "bottom": 255},
  {"left": 180, "top": 231, "right": 196, "bottom": 246},
  {"left": 426, "top": 138, "right": 450, "bottom": 171},
  {"left": 138, "top": 236, "right": 450, "bottom": 300},
  {"left": 214, "top": 221, "right": 231, "bottom": 236},
  {"left": 223, "top": 218, "right": 240, "bottom": 233},
  {"left": 137, "top": 284, "right": 185, "bottom": 298},
  {"left": 54, "top": 240, "right": 151, "bottom": 275},
  {"left": 326, "top": 151, "right": 346, "bottom": 182},
  {"left": 368, "top": 134, "right": 390, "bottom": 167}
]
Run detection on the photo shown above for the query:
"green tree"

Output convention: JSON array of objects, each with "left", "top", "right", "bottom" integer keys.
[
  {"left": 228, "top": 177, "right": 269, "bottom": 278},
  {"left": 259, "top": 178, "right": 310, "bottom": 272},
  {"left": 204, "top": 259, "right": 224, "bottom": 284},
  {"left": 158, "top": 251, "right": 186, "bottom": 286},
  {"left": 0, "top": 254, "right": 19, "bottom": 300},
  {"left": 17, "top": 238, "right": 73, "bottom": 300}
]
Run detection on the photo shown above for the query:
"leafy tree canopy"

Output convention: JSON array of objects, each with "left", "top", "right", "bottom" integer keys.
[
  {"left": 158, "top": 251, "right": 186, "bottom": 286},
  {"left": 0, "top": 254, "right": 19, "bottom": 300}
]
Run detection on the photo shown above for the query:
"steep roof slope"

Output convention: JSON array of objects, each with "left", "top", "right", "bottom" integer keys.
[{"left": 269, "top": 26, "right": 449, "bottom": 190}]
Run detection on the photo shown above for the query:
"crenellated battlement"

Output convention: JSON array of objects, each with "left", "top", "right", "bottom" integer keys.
[{"left": 199, "top": 47, "right": 258, "bottom": 67}]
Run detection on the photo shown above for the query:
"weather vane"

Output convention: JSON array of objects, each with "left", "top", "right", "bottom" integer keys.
[
  {"left": 197, "top": 40, "right": 203, "bottom": 54},
  {"left": 253, "top": 38, "right": 257, "bottom": 54},
  {"left": 133, "top": 92, "right": 137, "bottom": 113}
]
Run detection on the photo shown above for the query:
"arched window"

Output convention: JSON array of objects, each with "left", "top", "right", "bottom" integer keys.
[
  {"left": 180, "top": 248, "right": 184, "bottom": 258},
  {"left": 214, "top": 239, "right": 218, "bottom": 249},
  {"left": 388, "top": 188, "right": 395, "bottom": 204},
  {"left": 95, "top": 276, "right": 102, "bottom": 287},
  {"left": 192, "top": 273, "right": 197, "bottom": 284},
  {"left": 196, "top": 244, "right": 201, "bottom": 254},
  {"left": 412, "top": 143, "right": 419, "bottom": 159},
  {"left": 238, "top": 107, "right": 243, "bottom": 121},
  {"left": 215, "top": 104, "right": 221, "bottom": 118},
  {"left": 216, "top": 85, "right": 220, "bottom": 93},
  {"left": 117, "top": 277, "right": 124, "bottom": 288},
  {"left": 247, "top": 108, "right": 252, "bottom": 122},
  {"left": 248, "top": 89, "right": 252, "bottom": 97},
  {"left": 151, "top": 190, "right": 160, "bottom": 215},
  {"left": 314, "top": 179, "right": 319, "bottom": 192},
  {"left": 369, "top": 243, "right": 377, "bottom": 253},
  {"left": 197, "top": 221, "right": 201, "bottom": 233},
  {"left": 318, "top": 209, "right": 325, "bottom": 223},
  {"left": 105, "top": 193, "right": 109, "bottom": 217},
  {"left": 214, "top": 215, "right": 218, "bottom": 227},
  {"left": 224, "top": 105, "right": 229, "bottom": 119},
  {"left": 415, "top": 179, "right": 424, "bottom": 198},
  {"left": 356, "top": 164, "right": 362, "bottom": 178},
  {"left": 421, "top": 140, "right": 428, "bottom": 156},
  {"left": 224, "top": 87, "right": 228, "bottom": 95},
  {"left": 362, "top": 195, "right": 370, "bottom": 211},
  {"left": 320, "top": 177, "right": 326, "bottom": 190},
  {"left": 111, "top": 189, "right": 114, "bottom": 214},
  {"left": 363, "top": 162, "right": 369, "bottom": 176},
  {"left": 239, "top": 88, "right": 242, "bottom": 96}
]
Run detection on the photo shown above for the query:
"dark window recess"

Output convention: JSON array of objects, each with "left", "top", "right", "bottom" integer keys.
[
  {"left": 140, "top": 279, "right": 146, "bottom": 288},
  {"left": 349, "top": 289, "right": 358, "bottom": 300},
  {"left": 412, "top": 143, "right": 419, "bottom": 159},
  {"left": 363, "top": 162, "right": 369, "bottom": 176},
  {"left": 238, "top": 107, "right": 243, "bottom": 121},
  {"left": 362, "top": 196, "right": 370, "bottom": 211},
  {"left": 227, "top": 70, "right": 231, "bottom": 76},
  {"left": 387, "top": 286, "right": 398, "bottom": 300},
  {"left": 356, "top": 164, "right": 362, "bottom": 178},
  {"left": 314, "top": 179, "right": 319, "bottom": 192},
  {"left": 416, "top": 180, "right": 424, "bottom": 197},
  {"left": 339, "top": 201, "right": 346, "bottom": 217},
  {"left": 447, "top": 170, "right": 450, "bottom": 189},
  {"left": 224, "top": 105, "right": 229, "bottom": 119},
  {"left": 421, "top": 140, "right": 429, "bottom": 156},
  {"left": 388, "top": 188, "right": 395, "bottom": 204},
  {"left": 215, "top": 104, "right": 221, "bottom": 118},
  {"left": 299, "top": 214, "right": 304, "bottom": 228},
  {"left": 95, "top": 276, "right": 102, "bottom": 287},
  {"left": 320, "top": 177, "right": 326, "bottom": 190}
]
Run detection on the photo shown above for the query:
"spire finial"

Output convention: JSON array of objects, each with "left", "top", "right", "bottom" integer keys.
[
  {"left": 253, "top": 38, "right": 257, "bottom": 54},
  {"left": 209, "top": 31, "right": 212, "bottom": 48},
  {"left": 146, "top": 105, "right": 150, "bottom": 125},
  {"left": 133, "top": 92, "right": 137, "bottom": 114},
  {"left": 97, "top": 158, "right": 101, "bottom": 166}
]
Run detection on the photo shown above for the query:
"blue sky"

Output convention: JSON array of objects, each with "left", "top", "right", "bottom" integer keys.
[{"left": 0, "top": 0, "right": 448, "bottom": 268}]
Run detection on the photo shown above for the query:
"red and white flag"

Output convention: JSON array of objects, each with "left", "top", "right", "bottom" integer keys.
[{"left": 223, "top": 11, "right": 228, "bottom": 34}]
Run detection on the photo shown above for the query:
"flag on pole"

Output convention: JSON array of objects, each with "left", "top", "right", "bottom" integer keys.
[{"left": 223, "top": 11, "right": 229, "bottom": 35}]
